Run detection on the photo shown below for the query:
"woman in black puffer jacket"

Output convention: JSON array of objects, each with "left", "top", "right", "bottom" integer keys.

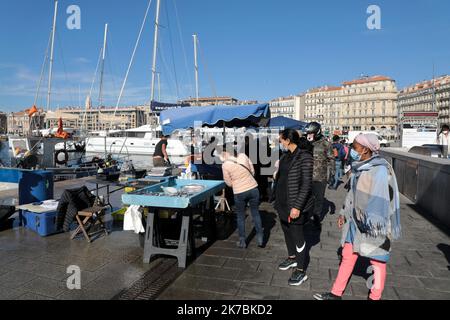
[{"left": 273, "top": 129, "right": 314, "bottom": 287}]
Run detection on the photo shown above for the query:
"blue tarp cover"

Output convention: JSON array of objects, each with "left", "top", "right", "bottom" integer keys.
[
  {"left": 160, "top": 104, "right": 270, "bottom": 135},
  {"left": 268, "top": 116, "right": 307, "bottom": 130}
]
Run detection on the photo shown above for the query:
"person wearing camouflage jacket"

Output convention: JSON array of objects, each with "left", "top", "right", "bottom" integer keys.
[
  {"left": 305, "top": 122, "right": 335, "bottom": 229},
  {"left": 312, "top": 137, "right": 334, "bottom": 183}
]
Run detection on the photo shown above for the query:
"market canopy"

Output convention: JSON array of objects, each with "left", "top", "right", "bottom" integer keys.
[
  {"left": 160, "top": 104, "right": 270, "bottom": 136},
  {"left": 268, "top": 116, "right": 307, "bottom": 131}
]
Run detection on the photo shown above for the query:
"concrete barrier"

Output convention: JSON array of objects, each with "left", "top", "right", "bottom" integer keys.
[{"left": 381, "top": 148, "right": 450, "bottom": 229}]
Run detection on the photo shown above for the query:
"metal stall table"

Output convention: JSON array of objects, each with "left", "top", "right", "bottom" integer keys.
[{"left": 122, "top": 179, "right": 225, "bottom": 268}]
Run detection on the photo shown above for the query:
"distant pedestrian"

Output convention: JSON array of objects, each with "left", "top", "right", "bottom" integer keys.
[
  {"left": 437, "top": 125, "right": 450, "bottom": 158},
  {"left": 305, "top": 122, "right": 334, "bottom": 229},
  {"left": 314, "top": 133, "right": 402, "bottom": 301},
  {"left": 437, "top": 124, "right": 449, "bottom": 146},
  {"left": 273, "top": 129, "right": 314, "bottom": 286},
  {"left": 219, "top": 144, "right": 264, "bottom": 249},
  {"left": 329, "top": 135, "right": 345, "bottom": 190},
  {"left": 153, "top": 135, "right": 170, "bottom": 167}
]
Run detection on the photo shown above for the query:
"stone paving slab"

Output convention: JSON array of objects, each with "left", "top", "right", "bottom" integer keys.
[
  {"left": 160, "top": 186, "right": 450, "bottom": 301},
  {"left": 0, "top": 216, "right": 153, "bottom": 300},
  {"left": 0, "top": 177, "right": 449, "bottom": 300}
]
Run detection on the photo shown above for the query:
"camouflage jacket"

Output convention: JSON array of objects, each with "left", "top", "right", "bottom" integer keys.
[{"left": 312, "top": 137, "right": 335, "bottom": 182}]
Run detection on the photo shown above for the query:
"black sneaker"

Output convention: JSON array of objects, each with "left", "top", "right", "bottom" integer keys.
[
  {"left": 288, "top": 268, "right": 308, "bottom": 286},
  {"left": 313, "top": 292, "right": 342, "bottom": 300},
  {"left": 313, "top": 217, "right": 322, "bottom": 231},
  {"left": 278, "top": 258, "right": 297, "bottom": 271}
]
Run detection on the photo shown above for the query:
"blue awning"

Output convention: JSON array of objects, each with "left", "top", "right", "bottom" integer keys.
[
  {"left": 160, "top": 104, "right": 270, "bottom": 136},
  {"left": 268, "top": 116, "right": 307, "bottom": 130}
]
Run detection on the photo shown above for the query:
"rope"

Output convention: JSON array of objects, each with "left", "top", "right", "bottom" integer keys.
[
  {"left": 82, "top": 47, "right": 103, "bottom": 134},
  {"left": 172, "top": 0, "right": 195, "bottom": 98},
  {"left": 158, "top": 44, "right": 178, "bottom": 101},
  {"left": 106, "top": 35, "right": 118, "bottom": 103},
  {"left": 197, "top": 39, "right": 218, "bottom": 100},
  {"left": 56, "top": 28, "right": 76, "bottom": 107},
  {"left": 112, "top": 0, "right": 153, "bottom": 127},
  {"left": 34, "top": 31, "right": 52, "bottom": 107},
  {"left": 164, "top": 1, "right": 180, "bottom": 100}
]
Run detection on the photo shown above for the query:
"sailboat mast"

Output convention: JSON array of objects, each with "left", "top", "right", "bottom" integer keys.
[
  {"left": 157, "top": 72, "right": 161, "bottom": 101},
  {"left": 99, "top": 23, "right": 108, "bottom": 108},
  {"left": 47, "top": 0, "right": 58, "bottom": 112},
  {"left": 193, "top": 34, "right": 199, "bottom": 103},
  {"left": 150, "top": 0, "right": 161, "bottom": 105},
  {"left": 149, "top": 0, "right": 161, "bottom": 126}
]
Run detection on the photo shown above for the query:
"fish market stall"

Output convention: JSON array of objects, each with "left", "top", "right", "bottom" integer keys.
[{"left": 122, "top": 178, "right": 226, "bottom": 268}]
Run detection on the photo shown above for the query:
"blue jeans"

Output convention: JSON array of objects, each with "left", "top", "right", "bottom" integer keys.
[
  {"left": 333, "top": 160, "right": 343, "bottom": 188},
  {"left": 234, "top": 188, "right": 263, "bottom": 240}
]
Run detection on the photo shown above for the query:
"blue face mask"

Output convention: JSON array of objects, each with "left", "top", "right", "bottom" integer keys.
[{"left": 350, "top": 149, "right": 361, "bottom": 162}]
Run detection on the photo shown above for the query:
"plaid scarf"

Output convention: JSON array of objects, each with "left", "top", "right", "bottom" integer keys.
[{"left": 350, "top": 155, "right": 402, "bottom": 240}]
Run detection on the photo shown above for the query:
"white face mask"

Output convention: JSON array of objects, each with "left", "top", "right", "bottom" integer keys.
[
  {"left": 444, "top": 131, "right": 449, "bottom": 135},
  {"left": 280, "top": 144, "right": 289, "bottom": 152}
]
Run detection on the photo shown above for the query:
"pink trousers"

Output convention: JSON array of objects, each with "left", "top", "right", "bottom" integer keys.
[{"left": 331, "top": 243, "right": 387, "bottom": 300}]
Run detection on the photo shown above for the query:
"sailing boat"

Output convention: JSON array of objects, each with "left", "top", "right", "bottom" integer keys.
[
  {"left": 84, "top": 0, "right": 189, "bottom": 164},
  {"left": 8, "top": 0, "right": 92, "bottom": 174}
]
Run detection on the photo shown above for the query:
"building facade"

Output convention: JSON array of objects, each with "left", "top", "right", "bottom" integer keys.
[
  {"left": 180, "top": 96, "right": 239, "bottom": 106},
  {"left": 7, "top": 110, "right": 46, "bottom": 136},
  {"left": 46, "top": 107, "right": 146, "bottom": 131},
  {"left": 437, "top": 80, "right": 450, "bottom": 128},
  {"left": 340, "top": 76, "right": 398, "bottom": 139},
  {"left": 305, "top": 86, "right": 342, "bottom": 135},
  {"left": 398, "top": 76, "right": 450, "bottom": 129},
  {"left": 0, "top": 112, "right": 7, "bottom": 134},
  {"left": 302, "top": 76, "right": 398, "bottom": 138},
  {"left": 269, "top": 95, "right": 305, "bottom": 120}
]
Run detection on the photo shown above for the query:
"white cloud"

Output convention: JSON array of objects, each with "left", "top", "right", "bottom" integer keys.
[
  {"left": 74, "top": 57, "right": 91, "bottom": 64},
  {"left": 0, "top": 64, "right": 154, "bottom": 109}
]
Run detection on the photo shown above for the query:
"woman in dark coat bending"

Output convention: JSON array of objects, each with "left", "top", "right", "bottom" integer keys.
[{"left": 273, "top": 129, "right": 314, "bottom": 287}]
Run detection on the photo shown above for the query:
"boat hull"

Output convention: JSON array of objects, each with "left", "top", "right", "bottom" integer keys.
[{"left": 85, "top": 137, "right": 189, "bottom": 157}]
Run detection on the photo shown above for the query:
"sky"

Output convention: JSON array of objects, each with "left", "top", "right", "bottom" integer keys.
[{"left": 1, "top": 0, "right": 450, "bottom": 112}]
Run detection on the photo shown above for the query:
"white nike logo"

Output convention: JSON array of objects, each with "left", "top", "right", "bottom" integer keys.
[{"left": 296, "top": 243, "right": 306, "bottom": 253}]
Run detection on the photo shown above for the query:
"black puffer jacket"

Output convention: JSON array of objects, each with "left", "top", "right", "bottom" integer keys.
[{"left": 274, "top": 148, "right": 314, "bottom": 224}]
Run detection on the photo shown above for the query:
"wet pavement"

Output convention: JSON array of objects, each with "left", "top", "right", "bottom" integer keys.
[
  {"left": 159, "top": 186, "right": 450, "bottom": 300},
  {"left": 0, "top": 178, "right": 449, "bottom": 300}
]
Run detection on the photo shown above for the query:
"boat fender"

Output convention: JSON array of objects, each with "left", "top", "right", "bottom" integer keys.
[{"left": 55, "top": 150, "right": 69, "bottom": 166}]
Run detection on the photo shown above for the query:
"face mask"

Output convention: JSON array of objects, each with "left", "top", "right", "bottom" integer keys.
[
  {"left": 280, "top": 144, "right": 289, "bottom": 153},
  {"left": 444, "top": 131, "right": 449, "bottom": 135},
  {"left": 350, "top": 149, "right": 362, "bottom": 162}
]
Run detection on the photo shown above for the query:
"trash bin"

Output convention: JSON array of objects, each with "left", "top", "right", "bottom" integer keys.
[{"left": 18, "top": 170, "right": 54, "bottom": 205}]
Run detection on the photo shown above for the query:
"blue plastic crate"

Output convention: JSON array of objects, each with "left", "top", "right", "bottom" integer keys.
[{"left": 22, "top": 210, "right": 62, "bottom": 237}]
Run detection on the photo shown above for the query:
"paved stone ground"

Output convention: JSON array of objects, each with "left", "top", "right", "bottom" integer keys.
[
  {"left": 1, "top": 178, "right": 449, "bottom": 300},
  {"left": 0, "top": 178, "right": 157, "bottom": 300},
  {"left": 159, "top": 186, "right": 450, "bottom": 300}
]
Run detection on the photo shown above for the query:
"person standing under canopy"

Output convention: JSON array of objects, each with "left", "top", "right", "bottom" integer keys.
[{"left": 153, "top": 135, "right": 170, "bottom": 167}]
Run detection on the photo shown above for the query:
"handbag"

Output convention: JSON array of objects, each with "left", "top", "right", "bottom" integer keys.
[
  {"left": 269, "top": 179, "right": 277, "bottom": 203},
  {"left": 215, "top": 212, "right": 236, "bottom": 240}
]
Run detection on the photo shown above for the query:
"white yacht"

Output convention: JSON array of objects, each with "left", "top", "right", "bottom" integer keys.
[{"left": 85, "top": 125, "right": 190, "bottom": 159}]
